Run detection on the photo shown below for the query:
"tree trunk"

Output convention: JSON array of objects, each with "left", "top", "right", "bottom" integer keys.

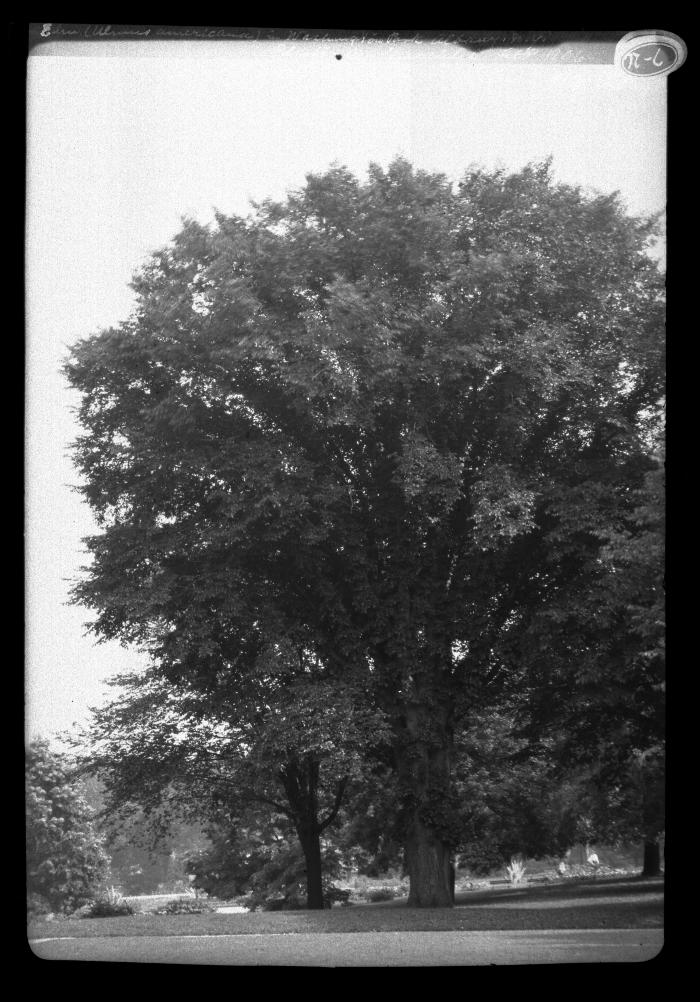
[
  {"left": 299, "top": 828, "right": 325, "bottom": 910},
  {"left": 399, "top": 682, "right": 455, "bottom": 908},
  {"left": 405, "top": 815, "right": 453, "bottom": 907},
  {"left": 642, "top": 839, "right": 661, "bottom": 877},
  {"left": 279, "top": 758, "right": 326, "bottom": 910}
]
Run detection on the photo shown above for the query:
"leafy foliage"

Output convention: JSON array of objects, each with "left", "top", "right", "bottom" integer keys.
[
  {"left": 186, "top": 830, "right": 346, "bottom": 910},
  {"left": 516, "top": 449, "right": 665, "bottom": 858},
  {"left": 561, "top": 750, "right": 665, "bottom": 851},
  {"left": 332, "top": 764, "right": 405, "bottom": 876},
  {"left": 76, "top": 773, "right": 211, "bottom": 895},
  {"left": 521, "top": 456, "right": 664, "bottom": 760},
  {"left": 185, "top": 823, "right": 281, "bottom": 900},
  {"left": 70, "top": 662, "right": 389, "bottom": 908},
  {"left": 452, "top": 712, "right": 579, "bottom": 873},
  {"left": 26, "top": 741, "right": 110, "bottom": 915}
]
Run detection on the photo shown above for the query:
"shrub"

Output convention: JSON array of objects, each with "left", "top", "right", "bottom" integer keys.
[
  {"left": 367, "top": 887, "right": 396, "bottom": 902},
  {"left": 154, "top": 898, "right": 215, "bottom": 915},
  {"left": 80, "top": 886, "right": 134, "bottom": 918},
  {"left": 245, "top": 843, "right": 310, "bottom": 911},
  {"left": 325, "top": 886, "right": 352, "bottom": 906},
  {"left": 84, "top": 899, "right": 134, "bottom": 918}
]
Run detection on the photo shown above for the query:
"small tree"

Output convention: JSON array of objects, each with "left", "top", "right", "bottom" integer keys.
[
  {"left": 72, "top": 661, "right": 389, "bottom": 909},
  {"left": 26, "top": 740, "right": 110, "bottom": 916}
]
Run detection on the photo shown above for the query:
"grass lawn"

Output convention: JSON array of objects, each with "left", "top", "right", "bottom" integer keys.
[{"left": 28, "top": 875, "right": 663, "bottom": 940}]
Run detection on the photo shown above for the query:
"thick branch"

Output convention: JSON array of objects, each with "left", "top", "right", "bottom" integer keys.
[
  {"left": 318, "top": 775, "right": 349, "bottom": 833},
  {"left": 250, "top": 793, "right": 295, "bottom": 820}
]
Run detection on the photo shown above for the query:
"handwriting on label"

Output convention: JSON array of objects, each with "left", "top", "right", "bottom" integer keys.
[{"left": 621, "top": 43, "right": 678, "bottom": 76}]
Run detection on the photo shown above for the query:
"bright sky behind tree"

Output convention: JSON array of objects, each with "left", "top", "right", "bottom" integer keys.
[{"left": 25, "top": 38, "right": 667, "bottom": 741}]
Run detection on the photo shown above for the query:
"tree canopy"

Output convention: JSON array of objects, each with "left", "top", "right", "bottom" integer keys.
[{"left": 65, "top": 157, "right": 664, "bottom": 906}]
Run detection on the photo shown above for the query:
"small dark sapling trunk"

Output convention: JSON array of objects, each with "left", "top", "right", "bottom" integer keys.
[
  {"left": 642, "top": 839, "right": 662, "bottom": 877},
  {"left": 280, "top": 758, "right": 348, "bottom": 910},
  {"left": 298, "top": 826, "right": 325, "bottom": 910}
]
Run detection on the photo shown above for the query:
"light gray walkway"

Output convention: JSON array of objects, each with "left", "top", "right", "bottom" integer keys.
[{"left": 29, "top": 928, "right": 663, "bottom": 966}]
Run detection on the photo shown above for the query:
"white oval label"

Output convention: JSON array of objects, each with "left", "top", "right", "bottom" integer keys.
[{"left": 615, "top": 30, "right": 687, "bottom": 77}]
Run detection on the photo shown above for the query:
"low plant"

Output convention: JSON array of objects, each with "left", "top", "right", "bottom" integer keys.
[
  {"left": 84, "top": 899, "right": 134, "bottom": 918},
  {"left": 505, "top": 857, "right": 527, "bottom": 886},
  {"left": 325, "top": 886, "right": 352, "bottom": 907},
  {"left": 153, "top": 897, "right": 215, "bottom": 915},
  {"left": 80, "top": 885, "right": 134, "bottom": 918},
  {"left": 366, "top": 886, "right": 397, "bottom": 902}
]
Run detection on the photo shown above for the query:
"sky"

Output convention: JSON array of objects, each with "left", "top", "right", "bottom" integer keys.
[{"left": 25, "top": 38, "right": 667, "bottom": 743}]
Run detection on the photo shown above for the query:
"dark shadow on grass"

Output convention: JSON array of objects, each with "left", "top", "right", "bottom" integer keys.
[{"left": 453, "top": 875, "right": 664, "bottom": 908}]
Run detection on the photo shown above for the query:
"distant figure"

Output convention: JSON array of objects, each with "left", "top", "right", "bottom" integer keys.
[
  {"left": 557, "top": 860, "right": 568, "bottom": 875},
  {"left": 586, "top": 850, "right": 600, "bottom": 868}
]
